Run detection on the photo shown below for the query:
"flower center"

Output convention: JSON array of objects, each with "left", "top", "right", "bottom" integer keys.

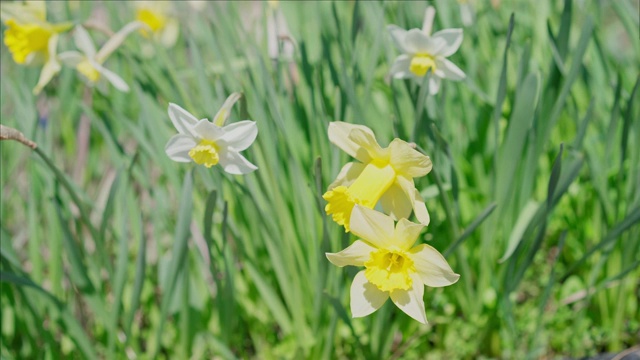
[
  {"left": 77, "top": 60, "right": 101, "bottom": 83},
  {"left": 323, "top": 163, "right": 396, "bottom": 232},
  {"left": 189, "top": 139, "right": 220, "bottom": 168},
  {"left": 364, "top": 249, "right": 415, "bottom": 292},
  {"left": 136, "top": 8, "right": 167, "bottom": 36},
  {"left": 3, "top": 19, "right": 52, "bottom": 64},
  {"left": 409, "top": 53, "right": 437, "bottom": 77}
]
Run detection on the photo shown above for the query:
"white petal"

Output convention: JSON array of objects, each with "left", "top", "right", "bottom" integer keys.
[
  {"left": 219, "top": 120, "right": 258, "bottom": 151},
  {"left": 389, "top": 138, "right": 433, "bottom": 178},
  {"left": 96, "top": 21, "right": 144, "bottom": 64},
  {"left": 389, "top": 54, "right": 412, "bottom": 79},
  {"left": 408, "top": 244, "right": 460, "bottom": 287},
  {"left": 213, "top": 93, "right": 242, "bottom": 126},
  {"left": 435, "top": 58, "right": 466, "bottom": 81},
  {"left": 428, "top": 76, "right": 441, "bottom": 95},
  {"left": 350, "top": 271, "right": 389, "bottom": 318},
  {"left": 328, "top": 162, "right": 365, "bottom": 190},
  {"left": 347, "top": 128, "right": 386, "bottom": 162},
  {"left": 390, "top": 274, "right": 427, "bottom": 324},
  {"left": 218, "top": 150, "right": 257, "bottom": 175},
  {"left": 394, "top": 218, "right": 424, "bottom": 251},
  {"left": 94, "top": 62, "right": 129, "bottom": 92},
  {"left": 33, "top": 35, "right": 61, "bottom": 95},
  {"left": 430, "top": 29, "right": 463, "bottom": 57},
  {"left": 387, "top": 25, "right": 408, "bottom": 52},
  {"left": 58, "top": 51, "right": 84, "bottom": 67},
  {"left": 421, "top": 6, "right": 436, "bottom": 36},
  {"left": 396, "top": 176, "right": 430, "bottom": 225},
  {"left": 73, "top": 25, "right": 96, "bottom": 57},
  {"left": 160, "top": 20, "right": 179, "bottom": 48},
  {"left": 168, "top": 103, "right": 198, "bottom": 136},
  {"left": 404, "top": 29, "right": 445, "bottom": 55},
  {"left": 326, "top": 240, "right": 376, "bottom": 267},
  {"left": 349, "top": 205, "right": 394, "bottom": 249},
  {"left": 192, "top": 119, "right": 224, "bottom": 141},
  {"left": 328, "top": 122, "right": 378, "bottom": 163},
  {"left": 165, "top": 134, "right": 197, "bottom": 162},
  {"left": 379, "top": 183, "right": 413, "bottom": 221}
]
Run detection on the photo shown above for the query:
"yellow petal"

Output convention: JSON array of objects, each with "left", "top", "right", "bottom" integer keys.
[
  {"left": 349, "top": 205, "right": 394, "bottom": 249},
  {"left": 379, "top": 183, "right": 413, "bottom": 221},
  {"left": 350, "top": 271, "right": 389, "bottom": 318},
  {"left": 389, "top": 138, "right": 432, "bottom": 178},
  {"left": 326, "top": 240, "right": 376, "bottom": 267},
  {"left": 407, "top": 244, "right": 460, "bottom": 287},
  {"left": 396, "top": 175, "right": 430, "bottom": 225},
  {"left": 394, "top": 218, "right": 424, "bottom": 251},
  {"left": 328, "top": 122, "right": 378, "bottom": 163},
  {"left": 328, "top": 162, "right": 365, "bottom": 190},
  {"left": 390, "top": 273, "right": 427, "bottom": 324}
]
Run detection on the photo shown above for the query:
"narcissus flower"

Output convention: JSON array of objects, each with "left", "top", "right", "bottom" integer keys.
[
  {"left": 165, "top": 94, "right": 258, "bottom": 175},
  {"left": 58, "top": 23, "right": 143, "bottom": 93},
  {"left": 134, "top": 1, "right": 178, "bottom": 48},
  {"left": 323, "top": 122, "right": 432, "bottom": 232},
  {"left": 1, "top": 0, "right": 72, "bottom": 94},
  {"left": 388, "top": 6, "right": 465, "bottom": 95},
  {"left": 327, "top": 206, "right": 459, "bottom": 323}
]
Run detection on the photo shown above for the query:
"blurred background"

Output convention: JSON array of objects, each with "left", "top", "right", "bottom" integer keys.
[{"left": 1, "top": 0, "right": 639, "bottom": 359}]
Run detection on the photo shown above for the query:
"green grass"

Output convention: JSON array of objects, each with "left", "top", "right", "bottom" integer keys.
[{"left": 1, "top": 0, "right": 639, "bottom": 359}]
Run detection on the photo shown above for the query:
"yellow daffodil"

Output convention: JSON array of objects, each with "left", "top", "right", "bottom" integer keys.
[
  {"left": 58, "top": 23, "right": 143, "bottom": 93},
  {"left": 327, "top": 206, "right": 459, "bottom": 323},
  {"left": 388, "top": 6, "right": 466, "bottom": 95},
  {"left": 165, "top": 94, "right": 259, "bottom": 174},
  {"left": 134, "top": 1, "right": 178, "bottom": 48},
  {"left": 323, "top": 122, "right": 432, "bottom": 232},
  {"left": 1, "top": 0, "right": 72, "bottom": 94}
]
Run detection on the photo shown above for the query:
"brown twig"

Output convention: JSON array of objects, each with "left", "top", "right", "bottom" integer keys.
[{"left": 0, "top": 125, "right": 37, "bottom": 149}]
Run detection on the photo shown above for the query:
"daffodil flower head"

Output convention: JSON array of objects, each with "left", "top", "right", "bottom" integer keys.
[
  {"left": 388, "top": 6, "right": 466, "bottom": 95},
  {"left": 326, "top": 206, "right": 459, "bottom": 323},
  {"left": 323, "top": 122, "right": 432, "bottom": 232},
  {"left": 134, "top": 1, "right": 178, "bottom": 48},
  {"left": 58, "top": 23, "right": 144, "bottom": 93},
  {"left": 1, "top": 0, "right": 72, "bottom": 94},
  {"left": 164, "top": 94, "right": 259, "bottom": 175}
]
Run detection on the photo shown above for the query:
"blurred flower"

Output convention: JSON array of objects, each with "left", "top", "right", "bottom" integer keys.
[
  {"left": 58, "top": 23, "right": 143, "bottom": 93},
  {"left": 165, "top": 94, "right": 258, "bottom": 175},
  {"left": 323, "top": 122, "right": 432, "bottom": 232},
  {"left": 388, "top": 6, "right": 465, "bottom": 95},
  {"left": 134, "top": 1, "right": 178, "bottom": 48},
  {"left": 327, "top": 206, "right": 459, "bottom": 323},
  {"left": 1, "top": 0, "right": 72, "bottom": 94}
]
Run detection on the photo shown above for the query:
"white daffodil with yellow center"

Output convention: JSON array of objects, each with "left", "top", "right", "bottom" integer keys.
[
  {"left": 58, "top": 23, "right": 143, "bottom": 93},
  {"left": 1, "top": 0, "right": 72, "bottom": 94},
  {"left": 388, "top": 6, "right": 466, "bottom": 95},
  {"left": 323, "top": 122, "right": 432, "bottom": 232},
  {"left": 165, "top": 94, "right": 259, "bottom": 175},
  {"left": 134, "top": 1, "right": 179, "bottom": 49},
  {"left": 327, "top": 206, "right": 459, "bottom": 323}
]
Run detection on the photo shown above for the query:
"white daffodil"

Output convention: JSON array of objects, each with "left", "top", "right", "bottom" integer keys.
[
  {"left": 323, "top": 122, "right": 432, "bottom": 232},
  {"left": 58, "top": 23, "right": 143, "bottom": 93},
  {"left": 1, "top": 0, "right": 72, "bottom": 94},
  {"left": 134, "top": 1, "right": 179, "bottom": 49},
  {"left": 327, "top": 205, "right": 459, "bottom": 324},
  {"left": 164, "top": 94, "right": 258, "bottom": 175},
  {"left": 388, "top": 6, "right": 466, "bottom": 95}
]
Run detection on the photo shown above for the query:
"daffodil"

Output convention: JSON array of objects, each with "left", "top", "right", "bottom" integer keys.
[
  {"left": 327, "top": 206, "right": 459, "bottom": 323},
  {"left": 165, "top": 94, "right": 259, "bottom": 175},
  {"left": 323, "top": 122, "right": 432, "bottom": 232},
  {"left": 134, "top": 1, "right": 178, "bottom": 48},
  {"left": 388, "top": 6, "right": 465, "bottom": 95},
  {"left": 58, "top": 23, "right": 143, "bottom": 93},
  {"left": 1, "top": 0, "right": 72, "bottom": 94}
]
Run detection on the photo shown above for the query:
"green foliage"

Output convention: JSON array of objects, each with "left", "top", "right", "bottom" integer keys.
[{"left": 1, "top": 0, "right": 638, "bottom": 358}]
